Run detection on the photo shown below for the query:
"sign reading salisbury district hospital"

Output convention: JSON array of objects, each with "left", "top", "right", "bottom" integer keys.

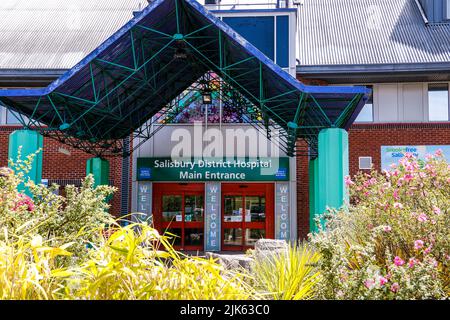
[
  {"left": 137, "top": 157, "right": 290, "bottom": 181},
  {"left": 381, "top": 145, "right": 450, "bottom": 170}
]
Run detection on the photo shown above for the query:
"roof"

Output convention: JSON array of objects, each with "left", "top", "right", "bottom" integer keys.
[
  {"left": 297, "top": 0, "right": 450, "bottom": 67},
  {"left": 0, "top": 0, "right": 148, "bottom": 70},
  {"left": 0, "top": 0, "right": 369, "bottom": 157}
]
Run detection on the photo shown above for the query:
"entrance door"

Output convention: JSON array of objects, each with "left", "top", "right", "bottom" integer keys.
[
  {"left": 153, "top": 183, "right": 204, "bottom": 251},
  {"left": 221, "top": 183, "right": 274, "bottom": 251}
]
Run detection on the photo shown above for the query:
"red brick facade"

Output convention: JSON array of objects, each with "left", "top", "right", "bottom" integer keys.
[
  {"left": 0, "top": 127, "right": 124, "bottom": 215},
  {"left": 295, "top": 122, "right": 450, "bottom": 240}
]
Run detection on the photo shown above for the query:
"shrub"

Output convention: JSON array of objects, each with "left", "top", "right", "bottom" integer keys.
[
  {"left": 0, "top": 153, "right": 251, "bottom": 300},
  {"left": 246, "top": 244, "right": 321, "bottom": 300},
  {"left": 310, "top": 151, "right": 449, "bottom": 300},
  {"left": 57, "top": 223, "right": 252, "bottom": 300},
  {"left": 0, "top": 149, "right": 116, "bottom": 260}
]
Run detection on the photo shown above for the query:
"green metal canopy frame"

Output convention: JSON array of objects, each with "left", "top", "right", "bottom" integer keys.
[{"left": 0, "top": 0, "right": 370, "bottom": 158}]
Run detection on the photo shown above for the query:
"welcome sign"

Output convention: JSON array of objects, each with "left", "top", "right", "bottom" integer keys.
[
  {"left": 137, "top": 157, "right": 290, "bottom": 181},
  {"left": 381, "top": 145, "right": 450, "bottom": 170}
]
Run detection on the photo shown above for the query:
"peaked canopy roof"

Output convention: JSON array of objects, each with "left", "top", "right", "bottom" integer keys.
[{"left": 0, "top": 0, "right": 370, "bottom": 157}]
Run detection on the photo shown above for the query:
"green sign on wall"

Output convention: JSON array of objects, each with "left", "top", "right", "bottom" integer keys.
[{"left": 137, "top": 157, "right": 290, "bottom": 182}]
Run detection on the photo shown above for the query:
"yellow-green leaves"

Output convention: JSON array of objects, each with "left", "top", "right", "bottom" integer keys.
[{"left": 247, "top": 244, "right": 321, "bottom": 300}]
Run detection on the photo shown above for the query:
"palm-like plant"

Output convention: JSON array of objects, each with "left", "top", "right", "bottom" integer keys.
[{"left": 248, "top": 244, "right": 321, "bottom": 300}]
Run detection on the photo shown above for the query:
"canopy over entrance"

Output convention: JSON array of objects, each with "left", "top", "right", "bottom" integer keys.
[{"left": 0, "top": 0, "right": 370, "bottom": 157}]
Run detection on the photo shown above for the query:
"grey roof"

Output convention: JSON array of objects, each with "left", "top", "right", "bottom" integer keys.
[
  {"left": 0, "top": 0, "right": 148, "bottom": 69},
  {"left": 298, "top": 0, "right": 450, "bottom": 67}
]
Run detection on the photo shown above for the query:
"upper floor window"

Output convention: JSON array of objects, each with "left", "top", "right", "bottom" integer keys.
[
  {"left": 6, "top": 110, "right": 22, "bottom": 124},
  {"left": 446, "top": 0, "right": 450, "bottom": 19},
  {"left": 428, "top": 83, "right": 449, "bottom": 121},
  {"left": 355, "top": 85, "right": 373, "bottom": 122}
]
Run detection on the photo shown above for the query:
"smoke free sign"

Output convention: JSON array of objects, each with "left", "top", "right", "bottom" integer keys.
[{"left": 381, "top": 145, "right": 450, "bottom": 170}]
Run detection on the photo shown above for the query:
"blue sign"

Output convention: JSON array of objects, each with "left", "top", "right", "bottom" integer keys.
[
  {"left": 381, "top": 145, "right": 450, "bottom": 170},
  {"left": 275, "top": 167, "right": 288, "bottom": 180},
  {"left": 139, "top": 167, "right": 152, "bottom": 179},
  {"left": 275, "top": 183, "right": 290, "bottom": 240},
  {"left": 205, "top": 182, "right": 221, "bottom": 252}
]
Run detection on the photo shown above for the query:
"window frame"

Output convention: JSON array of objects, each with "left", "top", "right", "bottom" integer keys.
[
  {"left": 445, "top": 0, "right": 450, "bottom": 21},
  {"left": 427, "top": 82, "right": 450, "bottom": 122}
]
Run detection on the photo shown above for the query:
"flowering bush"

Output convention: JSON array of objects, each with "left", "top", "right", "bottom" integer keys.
[
  {"left": 0, "top": 150, "right": 251, "bottom": 300},
  {"left": 0, "top": 150, "right": 116, "bottom": 259},
  {"left": 310, "top": 151, "right": 449, "bottom": 299}
]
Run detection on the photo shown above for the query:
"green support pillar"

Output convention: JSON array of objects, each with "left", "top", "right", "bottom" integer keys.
[
  {"left": 309, "top": 157, "right": 319, "bottom": 233},
  {"left": 8, "top": 130, "right": 43, "bottom": 193},
  {"left": 86, "top": 157, "right": 109, "bottom": 187},
  {"left": 317, "top": 128, "right": 349, "bottom": 227}
]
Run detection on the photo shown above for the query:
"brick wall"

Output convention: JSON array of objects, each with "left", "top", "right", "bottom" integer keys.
[
  {"left": 0, "top": 127, "right": 124, "bottom": 215},
  {"left": 348, "top": 123, "right": 450, "bottom": 175},
  {"left": 296, "top": 139, "right": 310, "bottom": 240},
  {"left": 295, "top": 123, "right": 450, "bottom": 240}
]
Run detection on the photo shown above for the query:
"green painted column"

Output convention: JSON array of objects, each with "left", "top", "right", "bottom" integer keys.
[
  {"left": 309, "top": 157, "right": 319, "bottom": 233},
  {"left": 86, "top": 157, "right": 109, "bottom": 187},
  {"left": 8, "top": 130, "right": 43, "bottom": 192},
  {"left": 317, "top": 128, "right": 349, "bottom": 225}
]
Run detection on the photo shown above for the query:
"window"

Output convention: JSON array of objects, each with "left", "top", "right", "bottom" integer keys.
[
  {"left": 6, "top": 110, "right": 22, "bottom": 124},
  {"left": 428, "top": 83, "right": 449, "bottom": 121},
  {"left": 355, "top": 85, "right": 373, "bottom": 122},
  {"left": 359, "top": 157, "right": 373, "bottom": 170},
  {"left": 447, "top": 0, "right": 450, "bottom": 19}
]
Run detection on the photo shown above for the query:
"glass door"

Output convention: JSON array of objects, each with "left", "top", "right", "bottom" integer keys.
[
  {"left": 154, "top": 183, "right": 205, "bottom": 251},
  {"left": 222, "top": 183, "right": 274, "bottom": 251}
]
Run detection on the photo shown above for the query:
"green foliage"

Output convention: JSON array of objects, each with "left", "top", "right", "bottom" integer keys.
[
  {"left": 310, "top": 152, "right": 450, "bottom": 299},
  {"left": 0, "top": 232, "right": 73, "bottom": 300},
  {"left": 1, "top": 150, "right": 115, "bottom": 260},
  {"left": 0, "top": 151, "right": 251, "bottom": 300},
  {"left": 246, "top": 244, "right": 321, "bottom": 300},
  {"left": 57, "top": 223, "right": 252, "bottom": 300}
]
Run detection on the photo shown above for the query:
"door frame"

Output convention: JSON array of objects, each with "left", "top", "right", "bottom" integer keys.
[
  {"left": 153, "top": 183, "right": 205, "bottom": 251},
  {"left": 221, "top": 183, "right": 274, "bottom": 251}
]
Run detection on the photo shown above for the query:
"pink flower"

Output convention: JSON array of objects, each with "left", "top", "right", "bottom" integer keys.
[
  {"left": 393, "top": 189, "right": 399, "bottom": 200},
  {"left": 435, "top": 149, "right": 443, "bottom": 157},
  {"left": 425, "top": 154, "right": 434, "bottom": 161},
  {"left": 418, "top": 172, "right": 427, "bottom": 179},
  {"left": 424, "top": 164, "right": 433, "bottom": 171},
  {"left": 383, "top": 225, "right": 392, "bottom": 232},
  {"left": 414, "top": 240, "right": 424, "bottom": 250},
  {"left": 408, "top": 258, "right": 418, "bottom": 268},
  {"left": 390, "top": 282, "right": 400, "bottom": 293},
  {"left": 424, "top": 245, "right": 432, "bottom": 254},
  {"left": 404, "top": 152, "right": 414, "bottom": 159},
  {"left": 394, "top": 256, "right": 405, "bottom": 266},
  {"left": 432, "top": 206, "right": 441, "bottom": 215},
  {"left": 364, "top": 279, "right": 375, "bottom": 289},
  {"left": 13, "top": 194, "right": 35, "bottom": 212},
  {"left": 394, "top": 202, "right": 403, "bottom": 209},
  {"left": 344, "top": 175, "right": 354, "bottom": 187},
  {"left": 379, "top": 276, "right": 388, "bottom": 286},
  {"left": 427, "top": 257, "right": 438, "bottom": 267},
  {"left": 369, "top": 178, "right": 377, "bottom": 185},
  {"left": 417, "top": 213, "right": 428, "bottom": 222},
  {"left": 404, "top": 174, "right": 414, "bottom": 182}
]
